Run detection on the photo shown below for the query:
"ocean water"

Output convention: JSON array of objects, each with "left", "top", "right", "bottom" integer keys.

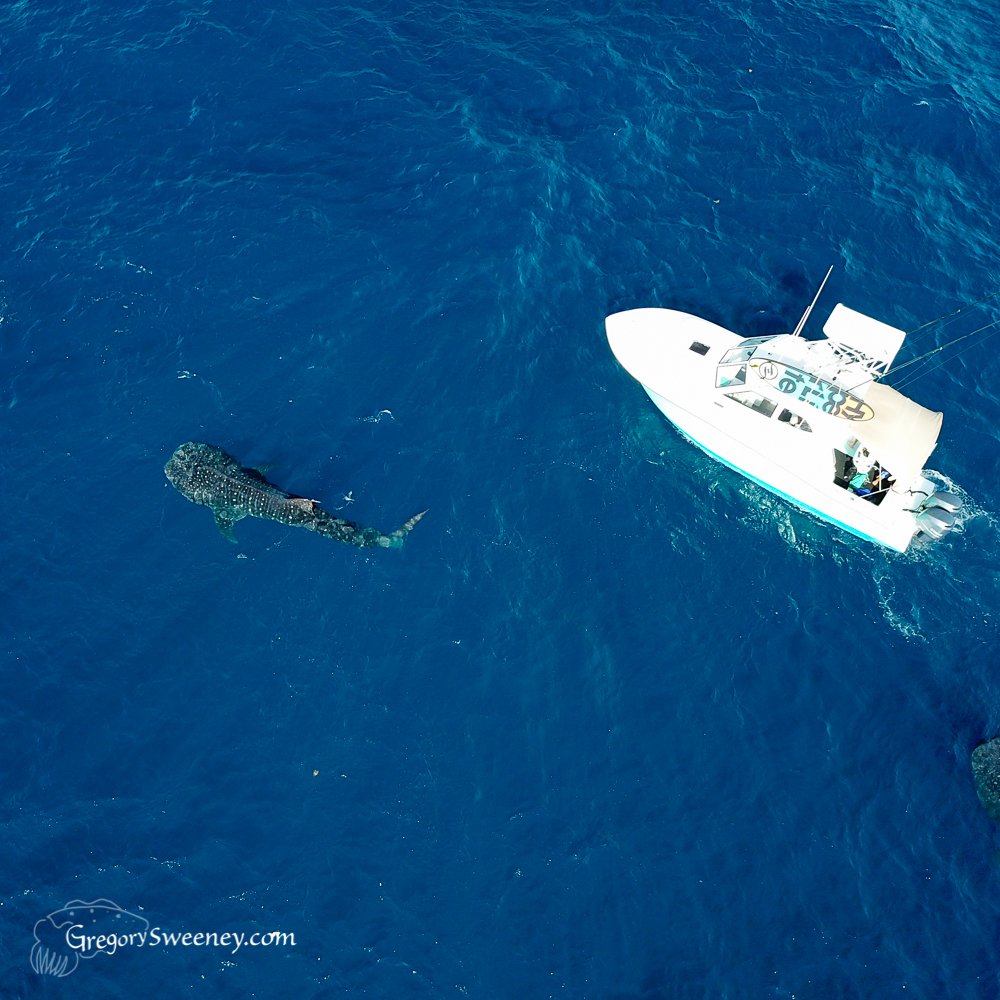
[{"left": 2, "top": 0, "right": 1000, "bottom": 996}]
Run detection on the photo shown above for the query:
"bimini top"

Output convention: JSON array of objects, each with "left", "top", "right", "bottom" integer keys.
[
  {"left": 860, "top": 381, "right": 943, "bottom": 486},
  {"left": 820, "top": 304, "right": 942, "bottom": 485},
  {"left": 822, "top": 303, "right": 907, "bottom": 370}
]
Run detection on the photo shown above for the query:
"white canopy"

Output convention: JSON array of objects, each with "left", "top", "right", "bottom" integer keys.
[
  {"left": 823, "top": 304, "right": 906, "bottom": 369},
  {"left": 857, "top": 382, "right": 942, "bottom": 485}
]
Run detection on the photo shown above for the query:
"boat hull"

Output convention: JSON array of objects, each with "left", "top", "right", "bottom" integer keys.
[
  {"left": 640, "top": 384, "right": 918, "bottom": 551},
  {"left": 606, "top": 307, "right": 927, "bottom": 552}
]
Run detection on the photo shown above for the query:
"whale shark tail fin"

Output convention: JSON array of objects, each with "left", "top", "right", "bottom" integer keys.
[{"left": 382, "top": 509, "right": 428, "bottom": 548}]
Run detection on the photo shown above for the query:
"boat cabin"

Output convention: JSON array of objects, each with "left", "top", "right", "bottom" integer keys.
[{"left": 708, "top": 309, "right": 943, "bottom": 504}]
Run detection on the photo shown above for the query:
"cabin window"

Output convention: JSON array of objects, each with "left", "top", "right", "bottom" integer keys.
[
  {"left": 689, "top": 341, "right": 710, "bottom": 356},
  {"left": 724, "top": 390, "right": 777, "bottom": 418},
  {"left": 716, "top": 364, "right": 747, "bottom": 388},
  {"left": 720, "top": 345, "right": 756, "bottom": 366},
  {"left": 777, "top": 408, "right": 812, "bottom": 432}
]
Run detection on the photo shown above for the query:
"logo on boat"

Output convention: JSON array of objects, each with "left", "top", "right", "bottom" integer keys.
[{"left": 753, "top": 361, "right": 874, "bottom": 421}]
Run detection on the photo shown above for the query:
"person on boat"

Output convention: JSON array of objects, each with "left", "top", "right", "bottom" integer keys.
[
  {"left": 849, "top": 453, "right": 885, "bottom": 495},
  {"left": 850, "top": 470, "right": 873, "bottom": 495},
  {"left": 853, "top": 463, "right": 895, "bottom": 502},
  {"left": 871, "top": 465, "right": 895, "bottom": 492}
]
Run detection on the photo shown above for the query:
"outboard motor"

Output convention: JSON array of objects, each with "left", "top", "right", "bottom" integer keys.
[
  {"left": 924, "top": 491, "right": 961, "bottom": 513},
  {"left": 915, "top": 505, "right": 957, "bottom": 539},
  {"left": 914, "top": 489, "right": 963, "bottom": 539}
]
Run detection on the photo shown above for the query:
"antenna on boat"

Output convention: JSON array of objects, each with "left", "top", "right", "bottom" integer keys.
[{"left": 792, "top": 265, "right": 834, "bottom": 337}]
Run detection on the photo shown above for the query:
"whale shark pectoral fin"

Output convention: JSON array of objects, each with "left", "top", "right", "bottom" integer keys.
[
  {"left": 288, "top": 497, "right": 317, "bottom": 512},
  {"left": 213, "top": 510, "right": 240, "bottom": 543}
]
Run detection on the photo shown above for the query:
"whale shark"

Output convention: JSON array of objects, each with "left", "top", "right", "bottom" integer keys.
[{"left": 165, "top": 441, "right": 425, "bottom": 548}]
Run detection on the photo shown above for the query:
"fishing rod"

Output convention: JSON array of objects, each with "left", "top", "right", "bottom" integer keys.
[
  {"left": 889, "top": 315, "right": 1000, "bottom": 390},
  {"left": 904, "top": 288, "right": 1000, "bottom": 339},
  {"left": 785, "top": 267, "right": 998, "bottom": 389}
]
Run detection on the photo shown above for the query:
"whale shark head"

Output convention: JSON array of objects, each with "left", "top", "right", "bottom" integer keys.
[{"left": 164, "top": 441, "right": 228, "bottom": 495}]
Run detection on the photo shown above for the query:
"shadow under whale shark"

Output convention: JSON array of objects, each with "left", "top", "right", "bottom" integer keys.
[{"left": 165, "top": 441, "right": 425, "bottom": 549}]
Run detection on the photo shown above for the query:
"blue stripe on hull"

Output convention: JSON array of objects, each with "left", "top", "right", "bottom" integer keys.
[{"left": 678, "top": 429, "right": 906, "bottom": 551}]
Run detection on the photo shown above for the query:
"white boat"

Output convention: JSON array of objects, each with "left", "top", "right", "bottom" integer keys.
[{"left": 606, "top": 295, "right": 962, "bottom": 552}]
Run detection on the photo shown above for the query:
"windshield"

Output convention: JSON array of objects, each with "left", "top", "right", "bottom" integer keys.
[{"left": 720, "top": 346, "right": 755, "bottom": 366}]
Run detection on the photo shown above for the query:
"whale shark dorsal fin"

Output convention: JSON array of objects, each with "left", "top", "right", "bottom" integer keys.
[
  {"left": 242, "top": 465, "right": 272, "bottom": 483},
  {"left": 289, "top": 498, "right": 316, "bottom": 511},
  {"left": 213, "top": 511, "right": 239, "bottom": 543}
]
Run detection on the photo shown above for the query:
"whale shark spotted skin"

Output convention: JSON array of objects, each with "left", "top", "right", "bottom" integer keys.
[{"left": 165, "top": 441, "right": 425, "bottom": 548}]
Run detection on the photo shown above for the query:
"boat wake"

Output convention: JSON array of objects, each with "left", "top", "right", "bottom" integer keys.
[
  {"left": 872, "top": 471, "right": 997, "bottom": 640},
  {"left": 727, "top": 467, "right": 995, "bottom": 642}
]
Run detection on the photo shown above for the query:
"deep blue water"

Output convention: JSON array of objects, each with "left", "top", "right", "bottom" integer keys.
[{"left": 3, "top": 0, "right": 1000, "bottom": 996}]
